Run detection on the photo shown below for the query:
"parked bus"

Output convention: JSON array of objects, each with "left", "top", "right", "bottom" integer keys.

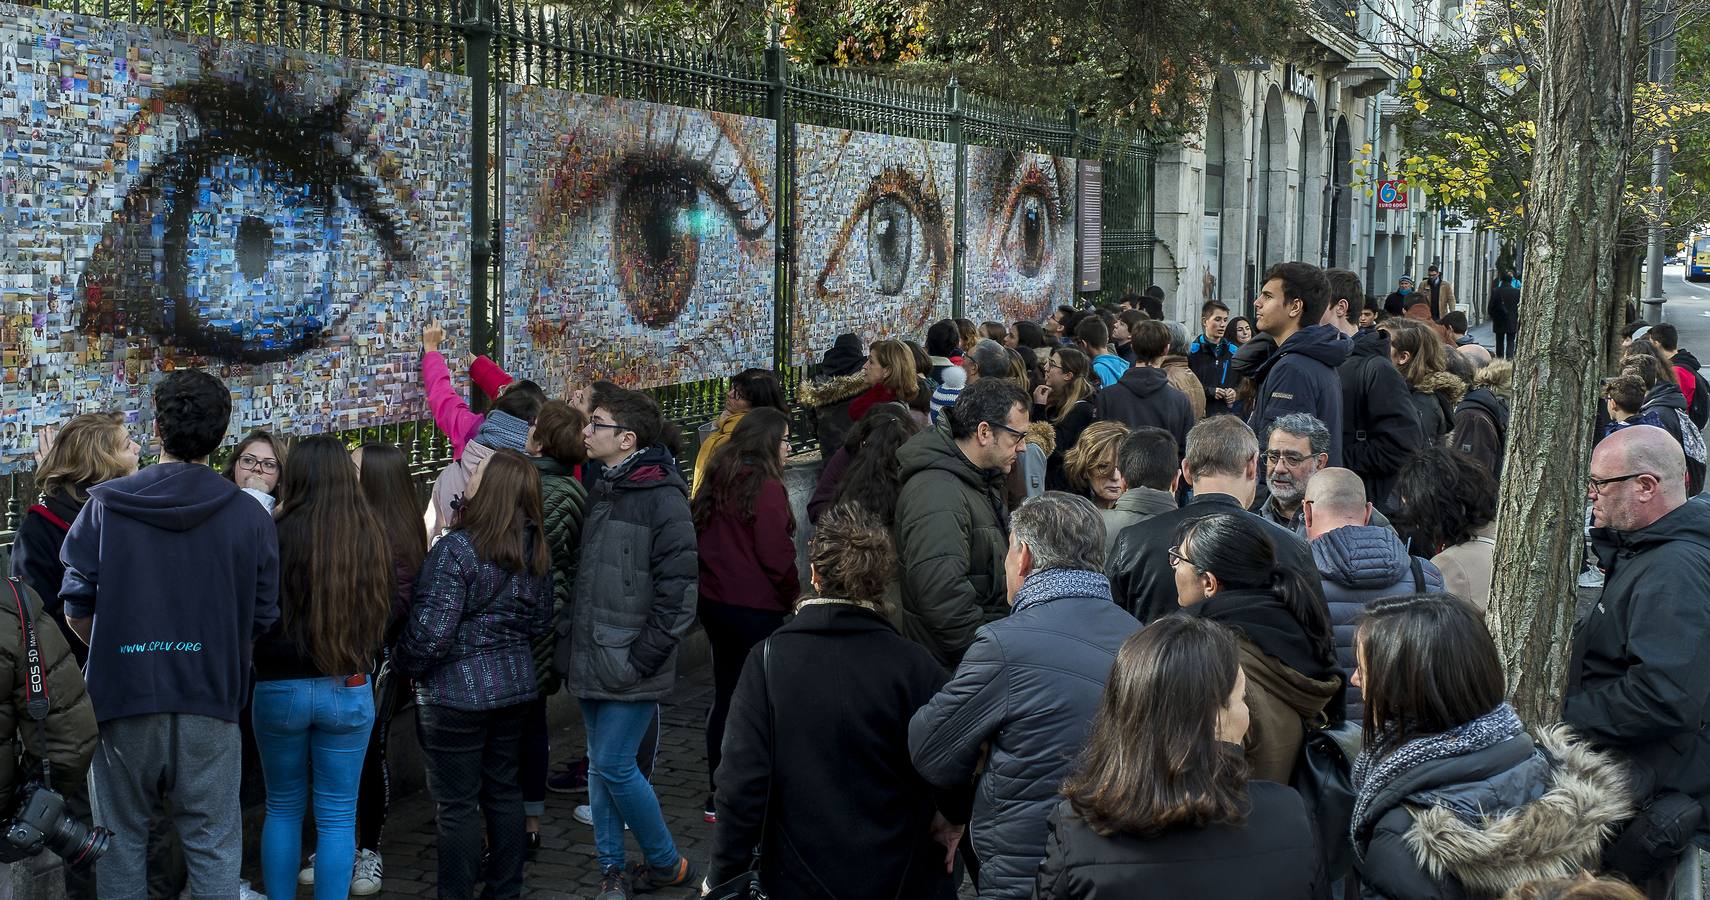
[{"left": 1688, "top": 231, "right": 1710, "bottom": 282}]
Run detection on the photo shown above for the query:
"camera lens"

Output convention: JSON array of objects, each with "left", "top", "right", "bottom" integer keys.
[{"left": 48, "top": 817, "right": 108, "bottom": 871}]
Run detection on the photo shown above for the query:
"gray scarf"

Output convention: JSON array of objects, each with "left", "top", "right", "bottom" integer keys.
[
  {"left": 1349, "top": 702, "right": 1525, "bottom": 854},
  {"left": 477, "top": 410, "right": 530, "bottom": 453},
  {"left": 1011, "top": 568, "right": 1113, "bottom": 615}
]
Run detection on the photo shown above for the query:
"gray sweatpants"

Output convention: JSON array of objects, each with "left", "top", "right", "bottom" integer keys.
[{"left": 88, "top": 714, "right": 241, "bottom": 900}]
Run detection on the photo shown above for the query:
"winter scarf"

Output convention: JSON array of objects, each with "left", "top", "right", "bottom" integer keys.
[
  {"left": 477, "top": 409, "right": 531, "bottom": 452},
  {"left": 1011, "top": 568, "right": 1113, "bottom": 616},
  {"left": 1350, "top": 701, "right": 1525, "bottom": 852}
]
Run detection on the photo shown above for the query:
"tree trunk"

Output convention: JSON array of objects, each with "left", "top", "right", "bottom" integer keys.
[{"left": 1488, "top": 0, "right": 1642, "bottom": 728}]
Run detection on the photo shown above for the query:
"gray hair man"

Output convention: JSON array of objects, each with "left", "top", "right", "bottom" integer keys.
[
  {"left": 1261, "top": 413, "right": 1331, "bottom": 531},
  {"left": 911, "top": 492, "right": 1139, "bottom": 900},
  {"left": 964, "top": 338, "right": 1014, "bottom": 383},
  {"left": 1107, "top": 415, "right": 1324, "bottom": 623},
  {"left": 1567, "top": 425, "right": 1710, "bottom": 888}
]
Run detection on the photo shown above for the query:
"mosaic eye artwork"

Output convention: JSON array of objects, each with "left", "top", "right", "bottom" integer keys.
[
  {"left": 963, "top": 147, "right": 1076, "bottom": 327},
  {"left": 503, "top": 87, "right": 776, "bottom": 393},
  {"left": 0, "top": 1, "right": 471, "bottom": 471},
  {"left": 793, "top": 123, "right": 954, "bottom": 362}
]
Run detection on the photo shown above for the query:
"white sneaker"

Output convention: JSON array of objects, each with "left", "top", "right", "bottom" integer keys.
[
  {"left": 350, "top": 849, "right": 384, "bottom": 896},
  {"left": 239, "top": 880, "right": 268, "bottom": 900},
  {"left": 573, "top": 804, "right": 629, "bottom": 830},
  {"left": 299, "top": 853, "right": 315, "bottom": 886}
]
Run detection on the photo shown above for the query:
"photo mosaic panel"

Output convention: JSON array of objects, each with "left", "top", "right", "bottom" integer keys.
[
  {"left": 0, "top": 2, "right": 471, "bottom": 471},
  {"left": 963, "top": 146, "right": 1076, "bottom": 328},
  {"left": 503, "top": 87, "right": 776, "bottom": 392},
  {"left": 793, "top": 123, "right": 955, "bottom": 363}
]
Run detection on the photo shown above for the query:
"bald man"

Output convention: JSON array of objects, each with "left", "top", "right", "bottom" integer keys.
[
  {"left": 1303, "top": 468, "right": 1443, "bottom": 720},
  {"left": 1566, "top": 425, "right": 1710, "bottom": 891}
]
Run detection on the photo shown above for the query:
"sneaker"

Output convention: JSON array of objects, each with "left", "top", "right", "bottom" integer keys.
[
  {"left": 574, "top": 804, "right": 629, "bottom": 830},
  {"left": 298, "top": 853, "right": 316, "bottom": 886},
  {"left": 630, "top": 857, "right": 701, "bottom": 893},
  {"left": 703, "top": 794, "right": 717, "bottom": 824},
  {"left": 547, "top": 757, "right": 590, "bottom": 794},
  {"left": 239, "top": 880, "right": 268, "bottom": 900},
  {"left": 350, "top": 848, "right": 383, "bottom": 896},
  {"left": 596, "top": 865, "right": 631, "bottom": 900},
  {"left": 1578, "top": 567, "right": 1606, "bottom": 589}
]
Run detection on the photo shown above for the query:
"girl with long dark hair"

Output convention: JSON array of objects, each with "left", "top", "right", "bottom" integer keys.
[
  {"left": 253, "top": 435, "right": 392, "bottom": 900},
  {"left": 330, "top": 443, "right": 430, "bottom": 895},
  {"left": 1037, "top": 347, "right": 1097, "bottom": 491},
  {"left": 1035, "top": 616, "right": 1322, "bottom": 898},
  {"left": 397, "top": 450, "right": 553, "bottom": 900},
  {"left": 1392, "top": 447, "right": 1499, "bottom": 612},
  {"left": 1350, "top": 594, "right": 1629, "bottom": 899},
  {"left": 692, "top": 407, "right": 798, "bottom": 825},
  {"left": 1170, "top": 513, "right": 1343, "bottom": 782},
  {"left": 829, "top": 407, "right": 922, "bottom": 526}
]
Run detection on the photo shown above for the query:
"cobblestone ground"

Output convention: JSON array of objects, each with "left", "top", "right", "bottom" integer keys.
[{"left": 367, "top": 679, "right": 719, "bottom": 900}]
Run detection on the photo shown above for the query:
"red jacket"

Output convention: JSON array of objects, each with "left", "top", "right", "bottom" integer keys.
[{"left": 696, "top": 477, "right": 800, "bottom": 612}]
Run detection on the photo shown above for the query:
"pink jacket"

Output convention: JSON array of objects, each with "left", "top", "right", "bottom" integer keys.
[{"left": 422, "top": 352, "right": 514, "bottom": 460}]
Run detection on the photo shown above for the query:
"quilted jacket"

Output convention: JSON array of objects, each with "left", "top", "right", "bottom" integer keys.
[{"left": 535, "top": 456, "right": 585, "bottom": 696}]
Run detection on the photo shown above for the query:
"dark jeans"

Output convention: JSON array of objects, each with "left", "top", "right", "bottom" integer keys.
[
  {"left": 701, "top": 599, "right": 787, "bottom": 794},
  {"left": 1494, "top": 328, "right": 1516, "bottom": 358},
  {"left": 356, "top": 660, "right": 403, "bottom": 851},
  {"left": 417, "top": 703, "right": 528, "bottom": 900},
  {"left": 519, "top": 697, "right": 548, "bottom": 818}
]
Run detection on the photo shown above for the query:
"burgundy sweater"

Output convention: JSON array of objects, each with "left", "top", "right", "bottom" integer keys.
[{"left": 697, "top": 477, "right": 801, "bottom": 612}]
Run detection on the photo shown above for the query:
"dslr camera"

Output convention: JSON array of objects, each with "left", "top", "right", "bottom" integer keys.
[{"left": 0, "top": 779, "right": 109, "bottom": 869}]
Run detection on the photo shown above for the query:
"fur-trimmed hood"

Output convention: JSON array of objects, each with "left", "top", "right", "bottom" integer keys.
[
  {"left": 1024, "top": 421, "right": 1057, "bottom": 456},
  {"left": 799, "top": 371, "right": 870, "bottom": 408},
  {"left": 1473, "top": 358, "right": 1514, "bottom": 403},
  {"left": 1415, "top": 369, "right": 1469, "bottom": 407},
  {"left": 1400, "top": 725, "right": 1632, "bottom": 896}
]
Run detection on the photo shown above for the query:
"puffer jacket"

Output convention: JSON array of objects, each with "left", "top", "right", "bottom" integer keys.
[
  {"left": 1407, "top": 371, "right": 1467, "bottom": 444},
  {"left": 0, "top": 577, "right": 96, "bottom": 803},
  {"left": 801, "top": 372, "right": 870, "bottom": 459},
  {"left": 535, "top": 456, "right": 585, "bottom": 696},
  {"left": 1354, "top": 726, "right": 1631, "bottom": 899},
  {"left": 564, "top": 444, "right": 698, "bottom": 703},
  {"left": 909, "top": 575, "right": 1140, "bottom": 900},
  {"left": 892, "top": 426, "right": 1011, "bottom": 668},
  {"left": 1310, "top": 525, "right": 1444, "bottom": 722},
  {"left": 395, "top": 528, "right": 553, "bottom": 712}
]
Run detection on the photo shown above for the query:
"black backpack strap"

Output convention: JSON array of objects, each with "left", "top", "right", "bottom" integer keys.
[{"left": 1410, "top": 556, "right": 1427, "bottom": 593}]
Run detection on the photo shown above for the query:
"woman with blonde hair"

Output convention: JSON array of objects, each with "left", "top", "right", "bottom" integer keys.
[
  {"left": 1063, "top": 421, "right": 1130, "bottom": 510},
  {"left": 12, "top": 413, "right": 139, "bottom": 662},
  {"left": 848, "top": 340, "right": 919, "bottom": 423},
  {"left": 1385, "top": 318, "right": 1466, "bottom": 444}
]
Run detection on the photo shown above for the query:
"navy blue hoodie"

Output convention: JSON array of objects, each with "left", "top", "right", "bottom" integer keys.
[
  {"left": 60, "top": 463, "right": 279, "bottom": 724},
  {"left": 1248, "top": 324, "right": 1352, "bottom": 465}
]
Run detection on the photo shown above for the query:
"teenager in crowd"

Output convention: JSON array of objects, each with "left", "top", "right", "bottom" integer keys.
[
  {"left": 693, "top": 408, "right": 798, "bottom": 826},
  {"left": 420, "top": 320, "right": 519, "bottom": 460},
  {"left": 1350, "top": 594, "right": 1628, "bottom": 899},
  {"left": 1035, "top": 616, "right": 1323, "bottom": 899},
  {"left": 692, "top": 369, "right": 786, "bottom": 497},
  {"left": 428, "top": 379, "right": 547, "bottom": 539},
  {"left": 254, "top": 435, "right": 391, "bottom": 900},
  {"left": 1169, "top": 513, "right": 1343, "bottom": 782},
  {"left": 338, "top": 442, "right": 430, "bottom": 895},
  {"left": 225, "top": 430, "right": 285, "bottom": 511},
  {"left": 1036, "top": 347, "right": 1098, "bottom": 491},
  {"left": 398, "top": 450, "right": 553, "bottom": 900},
  {"left": 1227, "top": 315, "right": 1254, "bottom": 347},
  {"left": 807, "top": 403, "right": 918, "bottom": 525}
]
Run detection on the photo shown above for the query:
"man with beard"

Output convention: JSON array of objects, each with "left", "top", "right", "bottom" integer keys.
[{"left": 1256, "top": 413, "right": 1391, "bottom": 537}]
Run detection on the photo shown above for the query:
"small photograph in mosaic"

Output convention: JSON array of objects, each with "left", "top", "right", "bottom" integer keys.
[
  {"left": 792, "top": 123, "right": 954, "bottom": 362},
  {"left": 503, "top": 86, "right": 776, "bottom": 393},
  {"left": 963, "top": 147, "right": 1077, "bottom": 327},
  {"left": 0, "top": 1, "right": 473, "bottom": 470}
]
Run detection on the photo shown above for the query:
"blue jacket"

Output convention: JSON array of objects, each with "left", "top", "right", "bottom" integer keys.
[
  {"left": 397, "top": 529, "right": 553, "bottom": 712},
  {"left": 59, "top": 463, "right": 279, "bottom": 724},
  {"left": 909, "top": 583, "right": 1140, "bottom": 900},
  {"left": 1187, "top": 335, "right": 1237, "bottom": 417},
  {"left": 1249, "top": 324, "right": 1352, "bottom": 465},
  {"left": 1311, "top": 524, "right": 1442, "bottom": 722},
  {"left": 1090, "top": 352, "right": 1130, "bottom": 390}
]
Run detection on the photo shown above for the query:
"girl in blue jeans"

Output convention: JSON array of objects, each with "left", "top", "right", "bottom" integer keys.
[{"left": 252, "top": 436, "right": 394, "bottom": 900}]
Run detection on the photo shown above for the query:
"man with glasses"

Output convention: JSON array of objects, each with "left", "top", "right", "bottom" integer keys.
[
  {"left": 1255, "top": 414, "right": 1392, "bottom": 537},
  {"left": 1566, "top": 425, "right": 1710, "bottom": 898},
  {"left": 565, "top": 390, "right": 701, "bottom": 897},
  {"left": 1107, "top": 415, "right": 1322, "bottom": 624},
  {"left": 894, "top": 378, "right": 1033, "bottom": 668}
]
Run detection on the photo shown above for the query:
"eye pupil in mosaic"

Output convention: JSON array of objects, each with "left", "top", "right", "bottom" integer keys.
[
  {"left": 236, "top": 215, "right": 274, "bottom": 281},
  {"left": 867, "top": 195, "right": 913, "bottom": 296},
  {"left": 616, "top": 169, "right": 702, "bottom": 328}
]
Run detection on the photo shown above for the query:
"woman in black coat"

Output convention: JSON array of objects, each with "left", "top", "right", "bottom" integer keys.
[
  {"left": 707, "top": 504, "right": 965, "bottom": 900},
  {"left": 1033, "top": 616, "right": 1323, "bottom": 900}
]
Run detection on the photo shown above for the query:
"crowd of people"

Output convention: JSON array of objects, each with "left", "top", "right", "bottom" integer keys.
[{"left": 0, "top": 259, "right": 1705, "bottom": 900}]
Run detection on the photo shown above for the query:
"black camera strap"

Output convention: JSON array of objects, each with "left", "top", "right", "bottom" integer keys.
[{"left": 6, "top": 579, "right": 51, "bottom": 783}]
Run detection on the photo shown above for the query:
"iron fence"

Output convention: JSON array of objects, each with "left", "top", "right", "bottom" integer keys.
[{"left": 5, "top": 0, "right": 1156, "bottom": 544}]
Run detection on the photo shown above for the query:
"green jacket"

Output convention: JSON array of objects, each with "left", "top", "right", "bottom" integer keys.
[
  {"left": 0, "top": 578, "right": 96, "bottom": 802},
  {"left": 535, "top": 458, "right": 586, "bottom": 696},
  {"left": 892, "top": 426, "right": 1011, "bottom": 669}
]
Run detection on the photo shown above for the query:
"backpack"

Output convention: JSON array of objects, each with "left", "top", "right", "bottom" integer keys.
[
  {"left": 1290, "top": 720, "right": 1362, "bottom": 881},
  {"left": 1689, "top": 370, "right": 1709, "bottom": 430}
]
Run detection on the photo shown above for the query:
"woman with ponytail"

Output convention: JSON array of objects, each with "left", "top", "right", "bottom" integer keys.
[{"left": 1169, "top": 513, "right": 1344, "bottom": 782}]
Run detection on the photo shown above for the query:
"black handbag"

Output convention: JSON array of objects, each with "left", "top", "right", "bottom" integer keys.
[
  {"left": 1290, "top": 719, "right": 1362, "bottom": 881},
  {"left": 704, "top": 640, "right": 776, "bottom": 900},
  {"left": 1603, "top": 791, "right": 1704, "bottom": 883}
]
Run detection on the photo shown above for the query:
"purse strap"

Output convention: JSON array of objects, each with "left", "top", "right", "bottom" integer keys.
[{"left": 751, "top": 638, "right": 776, "bottom": 875}]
